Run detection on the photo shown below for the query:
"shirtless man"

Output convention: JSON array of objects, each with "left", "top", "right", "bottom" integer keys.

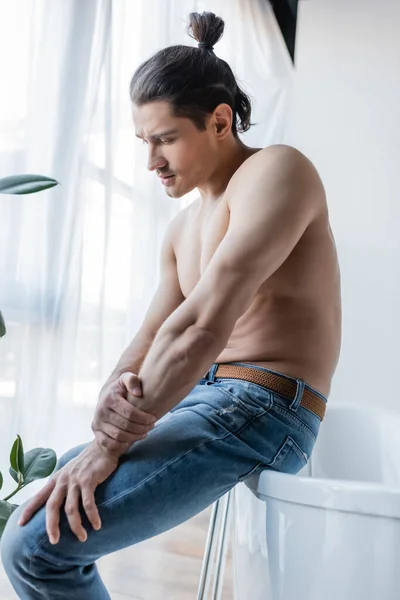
[{"left": 1, "top": 11, "right": 341, "bottom": 600}]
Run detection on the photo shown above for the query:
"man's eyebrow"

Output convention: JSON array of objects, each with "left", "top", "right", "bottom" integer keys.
[{"left": 135, "top": 129, "right": 179, "bottom": 140}]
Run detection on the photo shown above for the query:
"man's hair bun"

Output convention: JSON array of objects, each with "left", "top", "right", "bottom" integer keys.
[{"left": 187, "top": 12, "right": 224, "bottom": 50}]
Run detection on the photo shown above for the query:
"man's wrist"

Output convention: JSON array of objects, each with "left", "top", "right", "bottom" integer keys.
[{"left": 91, "top": 435, "right": 125, "bottom": 464}]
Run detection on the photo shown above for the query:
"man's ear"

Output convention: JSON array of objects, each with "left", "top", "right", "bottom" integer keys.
[{"left": 213, "top": 103, "right": 233, "bottom": 139}]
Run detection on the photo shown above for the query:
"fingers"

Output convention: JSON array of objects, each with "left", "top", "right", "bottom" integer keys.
[
  {"left": 99, "top": 408, "right": 155, "bottom": 436},
  {"left": 18, "top": 479, "right": 56, "bottom": 526},
  {"left": 119, "top": 372, "right": 142, "bottom": 396},
  {"left": 93, "top": 378, "right": 157, "bottom": 457},
  {"left": 50, "top": 482, "right": 101, "bottom": 543},
  {"left": 114, "top": 395, "right": 157, "bottom": 426},
  {"left": 93, "top": 395, "right": 156, "bottom": 436},
  {"left": 100, "top": 379, "right": 156, "bottom": 426},
  {"left": 98, "top": 421, "right": 148, "bottom": 444},
  {"left": 65, "top": 484, "right": 87, "bottom": 542},
  {"left": 92, "top": 413, "right": 152, "bottom": 445},
  {"left": 81, "top": 486, "right": 101, "bottom": 532},
  {"left": 46, "top": 482, "right": 68, "bottom": 544},
  {"left": 19, "top": 446, "right": 115, "bottom": 545}
]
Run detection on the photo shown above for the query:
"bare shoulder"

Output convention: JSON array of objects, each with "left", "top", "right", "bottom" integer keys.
[
  {"left": 228, "top": 144, "right": 326, "bottom": 211},
  {"left": 223, "top": 144, "right": 327, "bottom": 244},
  {"left": 243, "top": 144, "right": 322, "bottom": 178}
]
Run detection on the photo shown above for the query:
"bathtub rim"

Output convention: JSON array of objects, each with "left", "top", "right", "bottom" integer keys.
[
  {"left": 245, "top": 471, "right": 400, "bottom": 519},
  {"left": 244, "top": 403, "right": 400, "bottom": 520}
]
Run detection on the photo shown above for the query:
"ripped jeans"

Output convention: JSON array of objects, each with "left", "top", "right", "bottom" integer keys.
[{"left": 0, "top": 362, "right": 327, "bottom": 600}]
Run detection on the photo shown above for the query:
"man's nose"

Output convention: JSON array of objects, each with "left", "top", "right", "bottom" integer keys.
[{"left": 147, "top": 149, "right": 167, "bottom": 172}]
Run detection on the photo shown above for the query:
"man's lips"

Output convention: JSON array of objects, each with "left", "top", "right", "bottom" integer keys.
[{"left": 159, "top": 174, "right": 175, "bottom": 186}]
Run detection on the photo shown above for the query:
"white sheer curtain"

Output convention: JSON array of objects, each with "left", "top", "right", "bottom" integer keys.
[
  {"left": 0, "top": 2, "right": 292, "bottom": 570},
  {"left": 0, "top": 0, "right": 192, "bottom": 500}
]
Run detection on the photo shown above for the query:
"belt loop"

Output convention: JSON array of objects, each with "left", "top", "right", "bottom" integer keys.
[
  {"left": 290, "top": 379, "right": 305, "bottom": 410},
  {"left": 207, "top": 363, "right": 219, "bottom": 382}
]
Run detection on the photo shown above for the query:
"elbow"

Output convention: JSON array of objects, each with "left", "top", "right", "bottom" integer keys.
[
  {"left": 194, "top": 312, "right": 237, "bottom": 344},
  {"left": 191, "top": 321, "right": 230, "bottom": 356},
  {"left": 187, "top": 323, "right": 220, "bottom": 348},
  {"left": 174, "top": 323, "right": 225, "bottom": 363}
]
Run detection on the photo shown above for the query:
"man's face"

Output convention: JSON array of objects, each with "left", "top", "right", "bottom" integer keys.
[{"left": 132, "top": 101, "right": 216, "bottom": 198}]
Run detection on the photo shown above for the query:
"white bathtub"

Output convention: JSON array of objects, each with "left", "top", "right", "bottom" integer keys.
[{"left": 232, "top": 403, "right": 400, "bottom": 600}]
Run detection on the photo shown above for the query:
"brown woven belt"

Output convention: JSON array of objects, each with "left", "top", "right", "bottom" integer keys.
[{"left": 214, "top": 364, "right": 326, "bottom": 421}]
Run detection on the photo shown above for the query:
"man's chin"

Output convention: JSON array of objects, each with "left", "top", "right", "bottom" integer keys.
[
  {"left": 164, "top": 184, "right": 186, "bottom": 199},
  {"left": 164, "top": 181, "right": 197, "bottom": 199},
  {"left": 164, "top": 187, "right": 179, "bottom": 198}
]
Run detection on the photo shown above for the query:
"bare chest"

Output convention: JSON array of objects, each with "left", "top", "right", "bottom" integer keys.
[{"left": 174, "top": 200, "right": 230, "bottom": 298}]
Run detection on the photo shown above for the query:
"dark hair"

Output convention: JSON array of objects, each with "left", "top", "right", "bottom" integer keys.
[{"left": 129, "top": 12, "right": 253, "bottom": 137}]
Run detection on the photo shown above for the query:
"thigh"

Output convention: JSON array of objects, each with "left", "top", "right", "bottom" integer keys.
[
  {"left": 5, "top": 382, "right": 268, "bottom": 566},
  {"left": 7, "top": 379, "right": 318, "bottom": 566}
]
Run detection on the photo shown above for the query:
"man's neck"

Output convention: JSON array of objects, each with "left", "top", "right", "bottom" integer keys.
[{"left": 197, "top": 140, "right": 262, "bottom": 204}]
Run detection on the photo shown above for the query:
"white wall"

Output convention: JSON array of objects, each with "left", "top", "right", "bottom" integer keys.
[{"left": 283, "top": 0, "right": 400, "bottom": 410}]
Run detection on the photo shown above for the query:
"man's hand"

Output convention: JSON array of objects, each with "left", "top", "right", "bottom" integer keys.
[
  {"left": 92, "top": 372, "right": 157, "bottom": 459},
  {"left": 18, "top": 441, "right": 118, "bottom": 544}
]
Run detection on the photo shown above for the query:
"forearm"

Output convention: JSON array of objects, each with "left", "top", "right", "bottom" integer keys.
[
  {"left": 135, "top": 322, "right": 227, "bottom": 419},
  {"left": 94, "top": 320, "right": 227, "bottom": 462},
  {"left": 100, "top": 331, "right": 154, "bottom": 396}
]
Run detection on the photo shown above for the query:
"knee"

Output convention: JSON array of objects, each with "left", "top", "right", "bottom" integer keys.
[
  {"left": 1, "top": 443, "right": 89, "bottom": 580},
  {"left": 0, "top": 503, "right": 40, "bottom": 579}
]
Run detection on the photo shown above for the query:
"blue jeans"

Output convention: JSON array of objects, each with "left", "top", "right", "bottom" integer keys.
[{"left": 0, "top": 362, "right": 327, "bottom": 599}]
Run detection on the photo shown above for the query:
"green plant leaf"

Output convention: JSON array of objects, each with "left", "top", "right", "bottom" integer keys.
[
  {"left": 9, "top": 448, "right": 57, "bottom": 486},
  {"left": 9, "top": 435, "right": 24, "bottom": 476},
  {"left": 0, "top": 310, "right": 5, "bottom": 338},
  {"left": 8, "top": 465, "right": 19, "bottom": 484},
  {"left": 0, "top": 500, "right": 19, "bottom": 538},
  {"left": 0, "top": 471, "right": 3, "bottom": 491},
  {"left": 0, "top": 174, "right": 59, "bottom": 195}
]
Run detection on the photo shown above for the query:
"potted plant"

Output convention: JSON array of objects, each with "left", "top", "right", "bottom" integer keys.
[{"left": 0, "top": 174, "right": 59, "bottom": 537}]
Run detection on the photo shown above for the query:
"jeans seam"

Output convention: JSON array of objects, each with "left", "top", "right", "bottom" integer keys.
[
  {"left": 97, "top": 412, "right": 269, "bottom": 510},
  {"left": 238, "top": 461, "right": 264, "bottom": 482},
  {"left": 24, "top": 547, "right": 42, "bottom": 597},
  {"left": 97, "top": 429, "right": 234, "bottom": 510},
  {"left": 287, "top": 435, "right": 309, "bottom": 466},
  {"left": 271, "top": 403, "right": 317, "bottom": 442},
  {"left": 30, "top": 533, "right": 58, "bottom": 587}
]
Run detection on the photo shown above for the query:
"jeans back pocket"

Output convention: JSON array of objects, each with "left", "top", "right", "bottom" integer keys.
[{"left": 268, "top": 435, "right": 309, "bottom": 474}]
